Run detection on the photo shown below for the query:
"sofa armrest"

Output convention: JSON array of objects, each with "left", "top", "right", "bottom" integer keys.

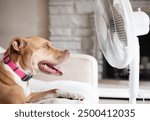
[{"left": 34, "top": 54, "right": 98, "bottom": 88}]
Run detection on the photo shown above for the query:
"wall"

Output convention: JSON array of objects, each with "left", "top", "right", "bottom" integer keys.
[
  {"left": 49, "top": 0, "right": 96, "bottom": 54},
  {"left": 131, "top": 0, "right": 150, "bottom": 13},
  {"left": 0, "top": 0, "right": 49, "bottom": 49}
]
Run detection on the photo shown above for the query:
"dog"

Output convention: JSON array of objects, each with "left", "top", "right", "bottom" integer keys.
[{"left": 0, "top": 36, "right": 84, "bottom": 104}]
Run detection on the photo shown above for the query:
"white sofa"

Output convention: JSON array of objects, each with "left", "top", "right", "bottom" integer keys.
[{"left": 0, "top": 47, "right": 99, "bottom": 104}]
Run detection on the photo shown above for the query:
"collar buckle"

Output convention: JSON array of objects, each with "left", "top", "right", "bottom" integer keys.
[{"left": 21, "top": 74, "right": 33, "bottom": 82}]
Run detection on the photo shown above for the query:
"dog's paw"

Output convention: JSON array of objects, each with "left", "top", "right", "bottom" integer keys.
[{"left": 56, "top": 90, "right": 85, "bottom": 101}]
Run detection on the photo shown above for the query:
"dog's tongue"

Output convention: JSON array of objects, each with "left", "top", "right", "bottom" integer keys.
[
  {"left": 47, "top": 65, "right": 63, "bottom": 75},
  {"left": 56, "top": 66, "right": 64, "bottom": 74},
  {"left": 39, "top": 63, "right": 64, "bottom": 76}
]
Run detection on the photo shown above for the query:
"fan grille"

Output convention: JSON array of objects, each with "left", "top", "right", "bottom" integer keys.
[{"left": 95, "top": 0, "right": 136, "bottom": 68}]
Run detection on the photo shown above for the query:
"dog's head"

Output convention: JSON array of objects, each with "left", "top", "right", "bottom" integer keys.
[{"left": 8, "top": 36, "right": 69, "bottom": 76}]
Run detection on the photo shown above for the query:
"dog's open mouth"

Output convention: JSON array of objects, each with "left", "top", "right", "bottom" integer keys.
[{"left": 38, "top": 61, "right": 63, "bottom": 76}]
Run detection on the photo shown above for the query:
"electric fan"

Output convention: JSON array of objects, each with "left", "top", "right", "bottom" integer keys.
[{"left": 95, "top": 0, "right": 150, "bottom": 103}]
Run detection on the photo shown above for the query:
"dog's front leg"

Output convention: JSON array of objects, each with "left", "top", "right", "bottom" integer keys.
[{"left": 26, "top": 89, "right": 58, "bottom": 103}]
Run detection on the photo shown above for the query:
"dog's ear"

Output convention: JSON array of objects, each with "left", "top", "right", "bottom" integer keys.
[{"left": 11, "top": 37, "right": 28, "bottom": 52}]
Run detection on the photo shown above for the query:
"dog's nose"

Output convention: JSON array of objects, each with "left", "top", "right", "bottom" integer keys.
[{"left": 64, "top": 50, "right": 70, "bottom": 55}]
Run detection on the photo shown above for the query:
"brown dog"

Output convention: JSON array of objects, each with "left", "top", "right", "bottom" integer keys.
[{"left": 0, "top": 36, "right": 70, "bottom": 104}]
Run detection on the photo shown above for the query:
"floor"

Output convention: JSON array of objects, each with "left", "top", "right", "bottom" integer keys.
[{"left": 98, "top": 79, "right": 150, "bottom": 104}]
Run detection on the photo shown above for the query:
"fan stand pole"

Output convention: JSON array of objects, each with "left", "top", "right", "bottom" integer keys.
[{"left": 129, "top": 40, "right": 140, "bottom": 104}]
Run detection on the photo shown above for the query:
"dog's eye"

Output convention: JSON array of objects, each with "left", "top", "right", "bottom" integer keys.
[{"left": 43, "top": 43, "right": 50, "bottom": 49}]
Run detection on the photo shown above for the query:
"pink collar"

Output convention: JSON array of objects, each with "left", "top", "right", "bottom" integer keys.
[{"left": 3, "top": 50, "right": 32, "bottom": 81}]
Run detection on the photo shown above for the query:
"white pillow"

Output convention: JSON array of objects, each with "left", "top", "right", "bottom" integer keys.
[
  {"left": 0, "top": 47, "right": 5, "bottom": 60},
  {"left": 0, "top": 47, "right": 5, "bottom": 53}
]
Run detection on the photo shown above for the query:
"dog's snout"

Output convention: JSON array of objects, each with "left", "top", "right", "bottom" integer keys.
[{"left": 64, "top": 50, "right": 70, "bottom": 55}]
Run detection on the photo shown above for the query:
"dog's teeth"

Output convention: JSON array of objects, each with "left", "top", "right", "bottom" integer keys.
[{"left": 44, "top": 64, "right": 47, "bottom": 68}]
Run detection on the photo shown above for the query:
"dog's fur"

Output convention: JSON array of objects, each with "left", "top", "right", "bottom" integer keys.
[{"left": 0, "top": 36, "right": 83, "bottom": 104}]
